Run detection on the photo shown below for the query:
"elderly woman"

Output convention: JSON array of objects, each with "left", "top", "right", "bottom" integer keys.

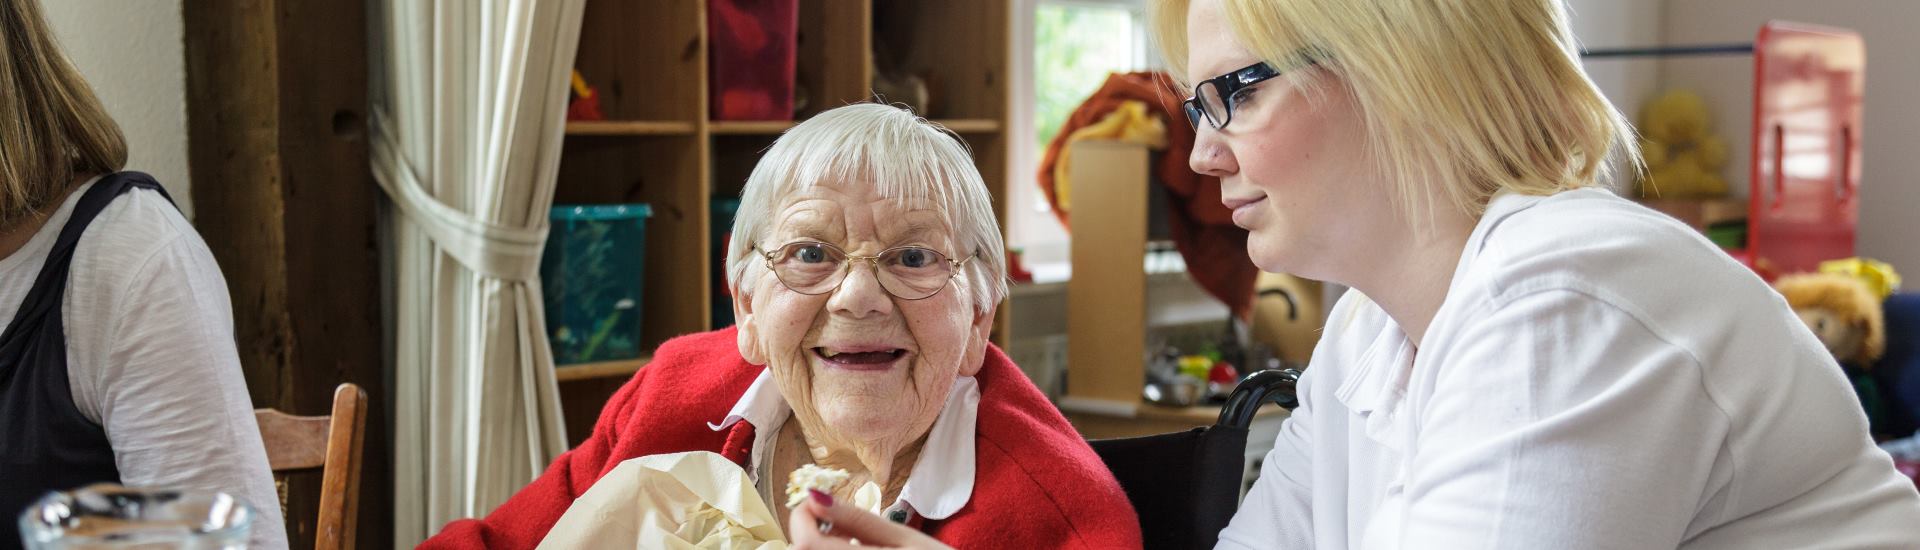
[{"left": 422, "top": 103, "right": 1140, "bottom": 549}]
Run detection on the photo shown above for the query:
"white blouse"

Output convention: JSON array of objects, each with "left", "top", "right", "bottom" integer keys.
[{"left": 1222, "top": 188, "right": 1920, "bottom": 549}]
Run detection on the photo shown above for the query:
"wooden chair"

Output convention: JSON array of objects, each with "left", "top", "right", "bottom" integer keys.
[{"left": 256, "top": 383, "right": 367, "bottom": 550}]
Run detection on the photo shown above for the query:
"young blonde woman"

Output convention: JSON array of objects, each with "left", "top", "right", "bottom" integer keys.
[
  {"left": 0, "top": 0, "right": 284, "bottom": 548},
  {"left": 799, "top": 0, "right": 1920, "bottom": 548},
  {"left": 1168, "top": 0, "right": 1920, "bottom": 548}
]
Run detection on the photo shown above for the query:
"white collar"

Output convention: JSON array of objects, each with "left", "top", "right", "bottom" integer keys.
[{"left": 708, "top": 370, "right": 979, "bottom": 520}]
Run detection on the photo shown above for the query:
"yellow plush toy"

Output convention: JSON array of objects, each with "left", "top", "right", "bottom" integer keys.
[
  {"left": 1638, "top": 90, "right": 1732, "bottom": 199},
  {"left": 1775, "top": 268, "right": 1890, "bottom": 435},
  {"left": 1777, "top": 272, "right": 1885, "bottom": 367}
]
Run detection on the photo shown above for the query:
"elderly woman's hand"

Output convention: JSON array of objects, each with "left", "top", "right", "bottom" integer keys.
[{"left": 787, "top": 489, "right": 955, "bottom": 550}]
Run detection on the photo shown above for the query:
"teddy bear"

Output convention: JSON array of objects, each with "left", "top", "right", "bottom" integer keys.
[
  {"left": 1775, "top": 271, "right": 1888, "bottom": 436},
  {"left": 1638, "top": 89, "right": 1732, "bottom": 199}
]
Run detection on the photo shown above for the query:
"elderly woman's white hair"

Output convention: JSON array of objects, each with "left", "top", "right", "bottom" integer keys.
[{"left": 725, "top": 103, "right": 1009, "bottom": 314}]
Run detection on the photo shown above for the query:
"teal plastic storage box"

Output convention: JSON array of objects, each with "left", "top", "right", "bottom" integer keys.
[
  {"left": 711, "top": 197, "right": 741, "bottom": 329},
  {"left": 541, "top": 204, "right": 651, "bottom": 365}
]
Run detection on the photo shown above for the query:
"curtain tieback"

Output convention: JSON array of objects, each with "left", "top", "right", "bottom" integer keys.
[{"left": 370, "top": 112, "right": 549, "bottom": 282}]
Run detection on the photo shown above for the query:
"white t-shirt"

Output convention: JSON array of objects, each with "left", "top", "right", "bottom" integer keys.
[
  {"left": 0, "top": 178, "right": 288, "bottom": 550},
  {"left": 1222, "top": 188, "right": 1920, "bottom": 549}
]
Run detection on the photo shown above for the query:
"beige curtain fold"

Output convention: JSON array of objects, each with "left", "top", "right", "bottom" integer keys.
[{"left": 369, "top": 0, "right": 587, "bottom": 545}]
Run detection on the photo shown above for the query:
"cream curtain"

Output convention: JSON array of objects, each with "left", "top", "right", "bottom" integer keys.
[{"left": 369, "top": 0, "right": 588, "bottom": 545}]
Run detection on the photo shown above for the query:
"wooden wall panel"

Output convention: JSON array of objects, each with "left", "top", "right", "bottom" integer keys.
[{"left": 184, "top": 0, "right": 386, "bottom": 547}]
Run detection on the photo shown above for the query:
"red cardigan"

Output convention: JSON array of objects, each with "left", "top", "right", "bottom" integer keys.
[{"left": 421, "top": 328, "right": 1142, "bottom": 549}]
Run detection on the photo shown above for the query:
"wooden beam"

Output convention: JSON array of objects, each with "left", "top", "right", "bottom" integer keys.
[
  {"left": 183, "top": 0, "right": 387, "bottom": 548},
  {"left": 182, "top": 0, "right": 291, "bottom": 410}
]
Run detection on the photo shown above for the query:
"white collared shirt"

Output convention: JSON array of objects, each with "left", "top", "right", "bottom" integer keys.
[
  {"left": 1221, "top": 188, "right": 1920, "bottom": 549},
  {"left": 708, "top": 370, "right": 979, "bottom": 523}
]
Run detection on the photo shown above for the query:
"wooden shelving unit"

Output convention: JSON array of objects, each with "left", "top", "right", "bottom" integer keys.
[
  {"left": 710, "top": 118, "right": 1001, "bottom": 135},
  {"left": 554, "top": 357, "right": 651, "bottom": 383},
  {"left": 708, "top": 120, "right": 799, "bottom": 135},
  {"left": 554, "top": 0, "right": 1011, "bottom": 445},
  {"left": 565, "top": 120, "right": 699, "bottom": 136}
]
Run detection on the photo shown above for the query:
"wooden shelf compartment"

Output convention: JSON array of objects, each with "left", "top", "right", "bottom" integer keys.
[
  {"left": 566, "top": 120, "right": 698, "bottom": 136},
  {"left": 872, "top": 1, "right": 1009, "bottom": 121},
  {"left": 553, "top": 135, "right": 711, "bottom": 349},
  {"left": 710, "top": 117, "right": 1006, "bottom": 135},
  {"left": 795, "top": 0, "right": 872, "bottom": 119},
  {"left": 573, "top": 0, "right": 704, "bottom": 122},
  {"left": 709, "top": 120, "right": 797, "bottom": 135}
]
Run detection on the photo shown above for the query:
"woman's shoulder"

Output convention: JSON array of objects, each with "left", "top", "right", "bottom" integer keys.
[
  {"left": 62, "top": 178, "right": 226, "bottom": 333},
  {"left": 971, "top": 345, "right": 1095, "bottom": 461},
  {"left": 628, "top": 328, "right": 759, "bottom": 396},
  {"left": 1476, "top": 189, "right": 1720, "bottom": 275},
  {"left": 1462, "top": 188, "right": 1772, "bottom": 317},
  {"left": 962, "top": 347, "right": 1142, "bottom": 546},
  {"left": 587, "top": 328, "right": 760, "bottom": 451},
  {"left": 941, "top": 431, "right": 1143, "bottom": 547},
  {"left": 1439, "top": 188, "right": 1830, "bottom": 405},
  {"left": 74, "top": 181, "right": 204, "bottom": 275},
  {"left": 955, "top": 418, "right": 1142, "bottom": 547}
]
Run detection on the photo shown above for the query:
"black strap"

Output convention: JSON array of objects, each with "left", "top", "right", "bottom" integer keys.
[{"left": 0, "top": 172, "right": 171, "bottom": 381}]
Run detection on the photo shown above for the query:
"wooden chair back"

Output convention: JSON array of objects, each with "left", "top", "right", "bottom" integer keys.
[{"left": 255, "top": 383, "right": 366, "bottom": 550}]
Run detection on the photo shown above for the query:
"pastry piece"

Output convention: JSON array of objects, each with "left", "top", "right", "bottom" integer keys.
[{"left": 785, "top": 464, "right": 851, "bottom": 508}]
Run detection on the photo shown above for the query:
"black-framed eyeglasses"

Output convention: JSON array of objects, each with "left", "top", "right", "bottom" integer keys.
[
  {"left": 1182, "top": 54, "right": 1320, "bottom": 131},
  {"left": 753, "top": 241, "right": 976, "bottom": 300}
]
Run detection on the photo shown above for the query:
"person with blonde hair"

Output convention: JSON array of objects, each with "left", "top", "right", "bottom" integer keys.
[
  {"left": 0, "top": 0, "right": 285, "bottom": 548},
  {"left": 1148, "top": 0, "right": 1920, "bottom": 547}
]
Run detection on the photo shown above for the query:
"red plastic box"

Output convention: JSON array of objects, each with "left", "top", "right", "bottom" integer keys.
[{"left": 709, "top": 0, "right": 797, "bottom": 121}]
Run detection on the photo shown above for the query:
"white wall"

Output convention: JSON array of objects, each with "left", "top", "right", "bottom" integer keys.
[
  {"left": 1566, "top": 0, "right": 1667, "bottom": 190},
  {"left": 1660, "top": 1, "right": 1920, "bottom": 287},
  {"left": 1564, "top": 0, "right": 1920, "bottom": 288},
  {"left": 1568, "top": 1, "right": 1668, "bottom": 129},
  {"left": 40, "top": 0, "right": 193, "bottom": 218}
]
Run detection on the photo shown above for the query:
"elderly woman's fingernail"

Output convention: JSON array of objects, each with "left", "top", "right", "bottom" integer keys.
[{"left": 809, "top": 488, "right": 834, "bottom": 506}]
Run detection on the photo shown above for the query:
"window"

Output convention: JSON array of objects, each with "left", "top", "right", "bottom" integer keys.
[
  {"left": 1010, "top": 0, "right": 1156, "bottom": 281},
  {"left": 1034, "top": 4, "right": 1144, "bottom": 149}
]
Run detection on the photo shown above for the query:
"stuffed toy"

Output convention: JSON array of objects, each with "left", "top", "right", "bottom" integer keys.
[
  {"left": 1638, "top": 89, "right": 1731, "bottom": 199},
  {"left": 1776, "top": 271, "right": 1888, "bottom": 435},
  {"left": 1822, "top": 257, "right": 1904, "bottom": 302},
  {"left": 567, "top": 70, "right": 604, "bottom": 122}
]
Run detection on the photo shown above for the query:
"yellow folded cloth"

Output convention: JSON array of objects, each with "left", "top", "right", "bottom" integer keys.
[
  {"left": 537, "top": 451, "right": 787, "bottom": 550},
  {"left": 1051, "top": 99, "right": 1168, "bottom": 214}
]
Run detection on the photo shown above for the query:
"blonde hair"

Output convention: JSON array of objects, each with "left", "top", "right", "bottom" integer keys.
[
  {"left": 1151, "top": 0, "right": 1639, "bottom": 220},
  {"left": 0, "top": 0, "right": 127, "bottom": 230},
  {"left": 726, "top": 103, "right": 1008, "bottom": 314}
]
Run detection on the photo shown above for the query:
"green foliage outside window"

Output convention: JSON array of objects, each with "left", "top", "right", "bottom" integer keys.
[{"left": 1034, "top": 4, "right": 1137, "bottom": 154}]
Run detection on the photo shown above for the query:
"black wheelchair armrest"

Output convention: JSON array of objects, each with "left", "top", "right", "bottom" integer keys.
[{"left": 1215, "top": 368, "right": 1301, "bottom": 429}]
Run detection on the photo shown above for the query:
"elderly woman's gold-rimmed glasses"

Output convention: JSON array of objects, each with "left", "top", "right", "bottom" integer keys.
[{"left": 753, "top": 241, "right": 975, "bottom": 300}]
